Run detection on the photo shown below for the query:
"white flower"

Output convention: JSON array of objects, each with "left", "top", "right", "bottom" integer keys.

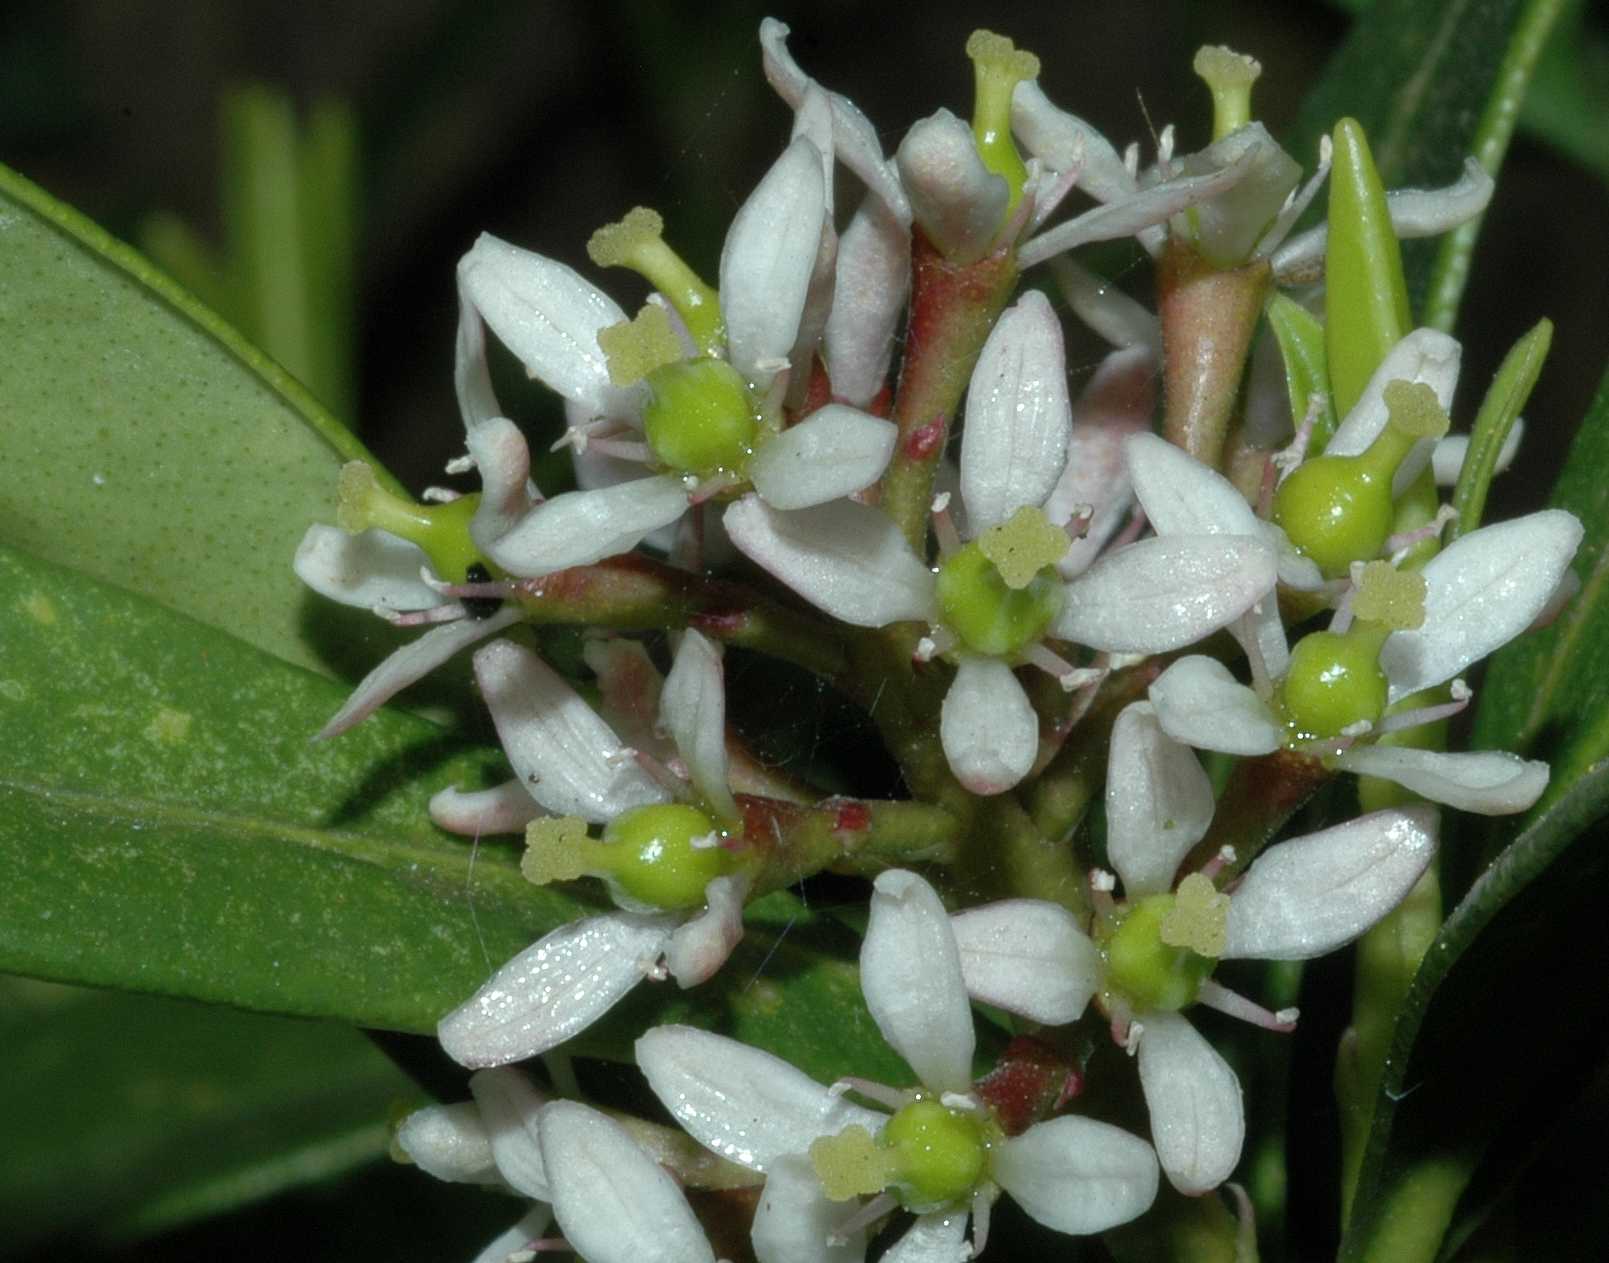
[
  {"left": 727, "top": 292, "right": 1276, "bottom": 795},
  {"left": 437, "top": 630, "right": 753, "bottom": 1069},
  {"left": 539, "top": 1100, "right": 719, "bottom": 1263},
  {"left": 954, "top": 707, "right": 1438, "bottom": 1194},
  {"left": 394, "top": 1067, "right": 555, "bottom": 1262},
  {"left": 636, "top": 870, "right": 1158, "bottom": 1261}
]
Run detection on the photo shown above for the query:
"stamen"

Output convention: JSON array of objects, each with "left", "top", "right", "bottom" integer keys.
[
  {"left": 931, "top": 493, "right": 963, "bottom": 557},
  {"left": 1197, "top": 979, "right": 1299, "bottom": 1032},
  {"left": 1237, "top": 608, "right": 1278, "bottom": 699},
  {"left": 1376, "top": 679, "right": 1472, "bottom": 734},
  {"left": 1198, "top": 845, "right": 1238, "bottom": 882},
  {"left": 940, "top": 1091, "right": 983, "bottom": 1113},
  {"left": 444, "top": 453, "right": 476, "bottom": 476},
  {"left": 1022, "top": 642, "right": 1102, "bottom": 692},
  {"left": 588, "top": 437, "right": 654, "bottom": 464},
  {"left": 420, "top": 486, "right": 460, "bottom": 504},
  {"left": 1256, "top": 134, "right": 1334, "bottom": 260},
  {"left": 913, "top": 626, "right": 957, "bottom": 664},
  {"left": 688, "top": 471, "right": 743, "bottom": 505},
  {"left": 378, "top": 602, "right": 467, "bottom": 627},
  {"left": 971, "top": 1188, "right": 994, "bottom": 1258},
  {"left": 829, "top": 1077, "right": 910, "bottom": 1111},
  {"left": 1387, "top": 504, "right": 1458, "bottom": 559},
  {"left": 827, "top": 1192, "right": 899, "bottom": 1246}
]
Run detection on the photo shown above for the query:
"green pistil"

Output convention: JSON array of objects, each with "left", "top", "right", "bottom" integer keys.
[
  {"left": 601, "top": 802, "right": 740, "bottom": 911},
  {"left": 881, "top": 1098, "right": 992, "bottom": 1212},
  {"left": 1279, "top": 625, "right": 1391, "bottom": 741},
  {"left": 521, "top": 816, "right": 598, "bottom": 886},
  {"left": 966, "top": 29, "right": 1038, "bottom": 214},
  {"left": 598, "top": 304, "right": 683, "bottom": 387},
  {"left": 1193, "top": 46, "right": 1261, "bottom": 141},
  {"left": 336, "top": 460, "right": 482, "bottom": 581},
  {"left": 641, "top": 356, "right": 758, "bottom": 477},
  {"left": 1160, "top": 873, "right": 1229, "bottom": 958},
  {"left": 1352, "top": 559, "right": 1427, "bottom": 631},
  {"left": 1103, "top": 893, "right": 1218, "bottom": 1013},
  {"left": 935, "top": 539, "right": 1064, "bottom": 657},
  {"left": 978, "top": 505, "right": 1069, "bottom": 589},
  {"left": 809, "top": 1125, "right": 895, "bottom": 1202},
  {"left": 587, "top": 208, "right": 722, "bottom": 352}
]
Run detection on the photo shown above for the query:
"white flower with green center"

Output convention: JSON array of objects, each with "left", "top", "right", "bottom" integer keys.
[
  {"left": 636, "top": 870, "right": 1158, "bottom": 1262},
  {"left": 451, "top": 115, "right": 903, "bottom": 582},
  {"left": 951, "top": 704, "right": 1439, "bottom": 1193},
  {"left": 726, "top": 291, "right": 1278, "bottom": 795},
  {"left": 437, "top": 629, "right": 758, "bottom": 1070}
]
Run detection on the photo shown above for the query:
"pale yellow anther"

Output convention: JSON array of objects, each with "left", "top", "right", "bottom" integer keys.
[
  {"left": 1383, "top": 379, "right": 1451, "bottom": 441},
  {"left": 587, "top": 207, "right": 665, "bottom": 270},
  {"left": 1160, "top": 873, "right": 1230, "bottom": 958},
  {"left": 1194, "top": 46, "right": 1262, "bottom": 140},
  {"left": 1353, "top": 559, "right": 1427, "bottom": 631},
  {"left": 598, "top": 304, "right": 683, "bottom": 387},
  {"left": 808, "top": 1126, "right": 895, "bottom": 1202},
  {"left": 978, "top": 506, "right": 1070, "bottom": 589},
  {"left": 965, "top": 29, "right": 1040, "bottom": 81},
  {"left": 521, "top": 816, "right": 595, "bottom": 887}
]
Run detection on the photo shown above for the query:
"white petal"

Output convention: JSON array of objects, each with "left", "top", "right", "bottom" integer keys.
[
  {"left": 940, "top": 658, "right": 1039, "bottom": 796},
  {"left": 992, "top": 1115, "right": 1159, "bottom": 1234},
  {"left": 1047, "top": 256, "right": 1162, "bottom": 357},
  {"left": 1018, "top": 150, "right": 1260, "bottom": 268},
  {"left": 950, "top": 901, "right": 1100, "bottom": 1024},
  {"left": 863, "top": 870, "right": 976, "bottom": 1095},
  {"left": 466, "top": 416, "right": 540, "bottom": 550},
  {"left": 484, "top": 475, "right": 689, "bottom": 579},
  {"left": 724, "top": 496, "right": 936, "bottom": 627},
  {"left": 825, "top": 193, "right": 910, "bottom": 406},
  {"left": 1125, "top": 432, "right": 1257, "bottom": 537},
  {"left": 1231, "top": 592, "right": 1292, "bottom": 681},
  {"left": 896, "top": 108, "right": 1009, "bottom": 262},
  {"left": 1323, "top": 328, "right": 1461, "bottom": 497},
  {"left": 585, "top": 637, "right": 673, "bottom": 760},
  {"left": 1171, "top": 124, "right": 1301, "bottom": 266},
  {"left": 752, "top": 1155, "right": 866, "bottom": 1263},
  {"left": 1136, "top": 1012, "right": 1244, "bottom": 1195},
  {"left": 1272, "top": 158, "right": 1495, "bottom": 282},
  {"left": 635, "top": 1025, "right": 884, "bottom": 1172},
  {"left": 1057, "top": 534, "right": 1277, "bottom": 653},
  {"left": 474, "top": 639, "right": 667, "bottom": 821},
  {"left": 661, "top": 629, "right": 736, "bottom": 820},
  {"left": 454, "top": 274, "right": 502, "bottom": 430},
  {"left": 1334, "top": 746, "right": 1548, "bottom": 816},
  {"left": 469, "top": 1067, "right": 550, "bottom": 1200},
  {"left": 1044, "top": 345, "right": 1156, "bottom": 577},
  {"left": 539, "top": 1101, "right": 715, "bottom": 1263},
  {"left": 1105, "top": 702, "right": 1215, "bottom": 896},
  {"left": 438, "top": 912, "right": 673, "bottom": 1068},
  {"left": 749, "top": 406, "right": 897, "bottom": 510},
  {"left": 1432, "top": 419, "right": 1523, "bottom": 485},
  {"left": 721, "top": 136, "right": 828, "bottom": 389},
  {"left": 959, "top": 291, "right": 1072, "bottom": 531},
  {"left": 664, "top": 874, "right": 749, "bottom": 988},
  {"left": 317, "top": 606, "right": 520, "bottom": 739},
  {"left": 1223, "top": 806, "right": 1438, "bottom": 960},
  {"left": 759, "top": 19, "right": 911, "bottom": 223},
  {"left": 457, "top": 233, "right": 635, "bottom": 417},
  {"left": 1381, "top": 510, "right": 1583, "bottom": 700},
  {"left": 429, "top": 779, "right": 544, "bottom": 837},
  {"left": 880, "top": 1210, "right": 971, "bottom": 1263},
  {"left": 470, "top": 1207, "right": 554, "bottom": 1263},
  {"left": 394, "top": 1101, "right": 500, "bottom": 1186},
  {"left": 294, "top": 524, "right": 441, "bottom": 612},
  {"left": 1010, "top": 80, "right": 1137, "bottom": 204},
  {"left": 1148, "top": 656, "right": 1283, "bottom": 756}
]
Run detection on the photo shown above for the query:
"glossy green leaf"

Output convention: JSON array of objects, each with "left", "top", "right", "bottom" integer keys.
[
  {"left": 1291, "top": 0, "right": 1545, "bottom": 320},
  {"left": 0, "top": 543, "right": 906, "bottom": 1088},
  {"left": 0, "top": 160, "right": 391, "bottom": 678},
  {"left": 1471, "top": 363, "right": 1609, "bottom": 800},
  {"left": 1339, "top": 760, "right": 1609, "bottom": 1261},
  {"left": 0, "top": 977, "right": 415, "bottom": 1248}
]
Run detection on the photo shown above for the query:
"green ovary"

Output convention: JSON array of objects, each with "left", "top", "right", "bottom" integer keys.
[
  {"left": 1104, "top": 895, "right": 1217, "bottom": 1013},
  {"left": 602, "top": 803, "right": 736, "bottom": 910},
  {"left": 1271, "top": 454, "right": 1392, "bottom": 578},
  {"left": 935, "top": 542, "right": 1063, "bottom": 657},
  {"left": 1279, "top": 628, "right": 1389, "bottom": 740},
  {"left": 641, "top": 357, "right": 758, "bottom": 477},
  {"left": 882, "top": 1098, "right": 990, "bottom": 1211}
]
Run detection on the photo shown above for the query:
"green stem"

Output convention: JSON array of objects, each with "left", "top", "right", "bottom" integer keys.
[
  {"left": 740, "top": 795, "right": 962, "bottom": 886},
  {"left": 1423, "top": 0, "right": 1568, "bottom": 333},
  {"left": 880, "top": 233, "right": 1018, "bottom": 553}
]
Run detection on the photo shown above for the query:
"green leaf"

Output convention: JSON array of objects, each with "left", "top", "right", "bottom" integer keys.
[
  {"left": 1447, "top": 317, "right": 1551, "bottom": 540},
  {"left": 0, "top": 543, "right": 906, "bottom": 1088},
  {"left": 0, "top": 977, "right": 415, "bottom": 1248},
  {"left": 1291, "top": 0, "right": 1558, "bottom": 322},
  {"left": 1338, "top": 760, "right": 1609, "bottom": 1261},
  {"left": 1266, "top": 294, "right": 1339, "bottom": 451},
  {"left": 1471, "top": 363, "right": 1609, "bottom": 799},
  {"left": 0, "top": 160, "right": 391, "bottom": 678}
]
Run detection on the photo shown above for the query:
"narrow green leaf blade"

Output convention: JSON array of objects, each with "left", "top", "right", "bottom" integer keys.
[
  {"left": 0, "top": 161, "right": 392, "bottom": 676},
  {"left": 0, "top": 978, "right": 414, "bottom": 1247},
  {"left": 1471, "top": 363, "right": 1609, "bottom": 796},
  {"left": 1339, "top": 761, "right": 1609, "bottom": 1260},
  {"left": 0, "top": 544, "right": 904, "bottom": 1087}
]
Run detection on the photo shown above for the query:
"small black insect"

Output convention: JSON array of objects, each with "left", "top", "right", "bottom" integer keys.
[{"left": 461, "top": 562, "right": 506, "bottom": 621}]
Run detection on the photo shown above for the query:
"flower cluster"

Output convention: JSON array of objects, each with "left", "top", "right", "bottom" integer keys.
[{"left": 297, "top": 17, "right": 1579, "bottom": 1261}]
